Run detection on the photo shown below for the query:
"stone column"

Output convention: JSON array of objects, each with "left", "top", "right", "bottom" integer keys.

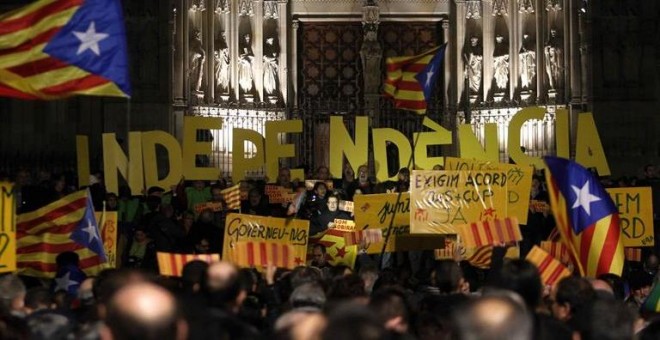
[
  {"left": 278, "top": 0, "right": 288, "bottom": 106},
  {"left": 360, "top": 0, "right": 382, "bottom": 123},
  {"left": 291, "top": 19, "right": 299, "bottom": 109}
]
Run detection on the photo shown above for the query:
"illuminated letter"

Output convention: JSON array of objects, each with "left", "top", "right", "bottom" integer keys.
[
  {"left": 102, "top": 132, "right": 144, "bottom": 195},
  {"left": 182, "top": 116, "right": 222, "bottom": 180},
  {"left": 265, "top": 120, "right": 303, "bottom": 182},
  {"left": 232, "top": 128, "right": 265, "bottom": 182},
  {"left": 372, "top": 128, "right": 412, "bottom": 182},
  {"left": 458, "top": 123, "right": 498, "bottom": 162},
  {"left": 576, "top": 112, "right": 610, "bottom": 176},
  {"left": 508, "top": 107, "right": 545, "bottom": 168},
  {"left": 329, "top": 116, "right": 369, "bottom": 178},
  {"left": 142, "top": 131, "right": 183, "bottom": 191},
  {"left": 76, "top": 135, "right": 90, "bottom": 188},
  {"left": 413, "top": 117, "right": 452, "bottom": 169}
]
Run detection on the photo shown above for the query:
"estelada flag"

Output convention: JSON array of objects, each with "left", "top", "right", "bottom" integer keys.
[
  {"left": 456, "top": 217, "right": 522, "bottom": 248},
  {"left": 526, "top": 246, "right": 571, "bottom": 286},
  {"left": 309, "top": 229, "right": 358, "bottom": 268},
  {"left": 0, "top": 0, "right": 131, "bottom": 99},
  {"left": 544, "top": 156, "right": 624, "bottom": 277},
  {"left": 384, "top": 44, "right": 446, "bottom": 114},
  {"left": 157, "top": 252, "right": 220, "bottom": 277},
  {"left": 17, "top": 189, "right": 107, "bottom": 278}
]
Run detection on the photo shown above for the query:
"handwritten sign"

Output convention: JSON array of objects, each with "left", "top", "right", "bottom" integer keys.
[
  {"left": 333, "top": 219, "right": 356, "bottom": 232},
  {"left": 607, "top": 187, "right": 654, "bottom": 247},
  {"left": 0, "top": 183, "right": 16, "bottom": 274},
  {"left": 223, "top": 213, "right": 309, "bottom": 268},
  {"left": 194, "top": 201, "right": 223, "bottom": 214},
  {"left": 352, "top": 193, "right": 444, "bottom": 253},
  {"left": 445, "top": 157, "right": 533, "bottom": 224},
  {"left": 96, "top": 212, "right": 118, "bottom": 268},
  {"left": 338, "top": 200, "right": 354, "bottom": 213},
  {"left": 410, "top": 170, "right": 508, "bottom": 234},
  {"left": 530, "top": 200, "right": 549, "bottom": 213},
  {"left": 265, "top": 185, "right": 295, "bottom": 204}
]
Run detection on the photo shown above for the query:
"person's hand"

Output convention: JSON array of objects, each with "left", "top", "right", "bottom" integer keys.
[
  {"left": 453, "top": 244, "right": 464, "bottom": 263},
  {"left": 265, "top": 263, "right": 276, "bottom": 286},
  {"left": 328, "top": 222, "right": 335, "bottom": 229}
]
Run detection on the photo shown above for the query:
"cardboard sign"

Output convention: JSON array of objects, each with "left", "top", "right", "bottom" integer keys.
[
  {"left": 234, "top": 241, "right": 297, "bottom": 269},
  {"left": 0, "top": 183, "right": 16, "bottom": 274},
  {"left": 333, "top": 219, "right": 356, "bottom": 232},
  {"left": 304, "top": 180, "right": 334, "bottom": 191},
  {"left": 265, "top": 185, "right": 295, "bottom": 204},
  {"left": 223, "top": 213, "right": 309, "bottom": 268},
  {"left": 445, "top": 157, "right": 533, "bottom": 224},
  {"left": 338, "top": 200, "right": 354, "bottom": 213},
  {"left": 96, "top": 211, "right": 118, "bottom": 269},
  {"left": 530, "top": 200, "right": 549, "bottom": 213},
  {"left": 194, "top": 201, "right": 223, "bottom": 214},
  {"left": 410, "top": 170, "right": 508, "bottom": 234},
  {"left": 607, "top": 187, "right": 655, "bottom": 247},
  {"left": 354, "top": 193, "right": 409, "bottom": 253}
]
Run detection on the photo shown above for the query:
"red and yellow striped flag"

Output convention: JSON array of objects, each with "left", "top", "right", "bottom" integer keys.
[
  {"left": 156, "top": 252, "right": 220, "bottom": 277},
  {"left": 344, "top": 229, "right": 383, "bottom": 246},
  {"left": 221, "top": 184, "right": 241, "bottom": 210},
  {"left": 526, "top": 246, "right": 571, "bottom": 286},
  {"left": 0, "top": 0, "right": 131, "bottom": 99},
  {"left": 466, "top": 246, "right": 493, "bottom": 269},
  {"left": 17, "top": 190, "right": 106, "bottom": 278},
  {"left": 540, "top": 241, "right": 570, "bottom": 265},
  {"left": 309, "top": 229, "right": 357, "bottom": 268},
  {"left": 384, "top": 45, "right": 445, "bottom": 114},
  {"left": 624, "top": 248, "right": 642, "bottom": 262},
  {"left": 233, "top": 241, "right": 297, "bottom": 269},
  {"left": 456, "top": 217, "right": 522, "bottom": 248}
]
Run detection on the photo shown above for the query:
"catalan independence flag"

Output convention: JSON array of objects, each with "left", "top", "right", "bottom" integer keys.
[
  {"left": 17, "top": 189, "right": 107, "bottom": 278},
  {"left": 0, "top": 0, "right": 130, "bottom": 99},
  {"left": 309, "top": 229, "right": 357, "bottom": 268},
  {"left": 544, "top": 157, "right": 624, "bottom": 277},
  {"left": 384, "top": 44, "right": 446, "bottom": 114}
]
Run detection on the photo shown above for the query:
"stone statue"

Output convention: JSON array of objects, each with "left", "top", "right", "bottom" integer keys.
[
  {"left": 214, "top": 32, "right": 230, "bottom": 94},
  {"left": 493, "top": 34, "right": 509, "bottom": 90},
  {"left": 263, "top": 36, "right": 279, "bottom": 96},
  {"left": 189, "top": 28, "right": 206, "bottom": 93},
  {"left": 463, "top": 36, "right": 483, "bottom": 94},
  {"left": 544, "top": 28, "right": 563, "bottom": 90},
  {"left": 519, "top": 33, "right": 536, "bottom": 89},
  {"left": 238, "top": 33, "right": 254, "bottom": 93}
]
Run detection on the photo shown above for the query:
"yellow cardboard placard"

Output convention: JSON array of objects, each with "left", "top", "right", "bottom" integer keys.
[
  {"left": 333, "top": 219, "right": 356, "bottom": 232},
  {"left": 0, "top": 183, "right": 16, "bottom": 274},
  {"left": 194, "top": 201, "right": 223, "bottom": 214},
  {"left": 96, "top": 211, "right": 118, "bottom": 269},
  {"left": 445, "top": 157, "right": 533, "bottom": 224},
  {"left": 338, "top": 200, "right": 354, "bottom": 213},
  {"left": 223, "top": 213, "right": 309, "bottom": 268},
  {"left": 410, "top": 170, "right": 508, "bottom": 234},
  {"left": 607, "top": 187, "right": 654, "bottom": 247}
]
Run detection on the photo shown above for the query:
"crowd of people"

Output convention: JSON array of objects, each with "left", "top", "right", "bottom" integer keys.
[{"left": 0, "top": 162, "right": 659, "bottom": 340}]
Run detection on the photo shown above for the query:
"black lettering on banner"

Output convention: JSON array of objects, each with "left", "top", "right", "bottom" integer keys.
[
  {"left": 377, "top": 197, "right": 410, "bottom": 225},
  {"left": 0, "top": 234, "right": 8, "bottom": 269},
  {"left": 227, "top": 216, "right": 307, "bottom": 246}
]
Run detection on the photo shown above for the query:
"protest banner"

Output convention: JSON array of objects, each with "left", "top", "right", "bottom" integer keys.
[
  {"left": 234, "top": 241, "right": 296, "bottom": 269},
  {"left": 0, "top": 183, "right": 16, "bottom": 274},
  {"left": 194, "top": 201, "right": 223, "bottom": 214},
  {"left": 265, "top": 185, "right": 295, "bottom": 204},
  {"left": 333, "top": 219, "right": 356, "bottom": 232},
  {"left": 540, "top": 241, "right": 570, "bottom": 265},
  {"left": 223, "top": 213, "right": 309, "bottom": 268},
  {"left": 607, "top": 187, "right": 654, "bottom": 247},
  {"left": 445, "top": 157, "right": 533, "bottom": 224},
  {"left": 410, "top": 170, "right": 508, "bottom": 234},
  {"left": 304, "top": 180, "right": 334, "bottom": 191},
  {"left": 338, "top": 200, "right": 354, "bottom": 213}
]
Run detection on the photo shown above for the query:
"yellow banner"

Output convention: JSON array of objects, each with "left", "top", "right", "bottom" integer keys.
[
  {"left": 445, "top": 157, "right": 533, "bottom": 224},
  {"left": 0, "top": 183, "right": 16, "bottom": 274},
  {"left": 410, "top": 170, "right": 508, "bottom": 234},
  {"left": 96, "top": 211, "right": 118, "bottom": 268},
  {"left": 333, "top": 219, "right": 356, "bottom": 232},
  {"left": 223, "top": 213, "right": 309, "bottom": 268},
  {"left": 607, "top": 187, "right": 655, "bottom": 247}
]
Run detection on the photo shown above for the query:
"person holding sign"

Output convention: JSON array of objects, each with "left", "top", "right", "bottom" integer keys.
[
  {"left": 311, "top": 195, "right": 351, "bottom": 235},
  {"left": 522, "top": 176, "right": 552, "bottom": 257}
]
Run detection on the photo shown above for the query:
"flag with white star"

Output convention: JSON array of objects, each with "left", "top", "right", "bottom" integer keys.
[
  {"left": 384, "top": 44, "right": 447, "bottom": 115},
  {"left": 16, "top": 189, "right": 108, "bottom": 278},
  {"left": 0, "top": 0, "right": 130, "bottom": 99},
  {"left": 544, "top": 156, "right": 624, "bottom": 277}
]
